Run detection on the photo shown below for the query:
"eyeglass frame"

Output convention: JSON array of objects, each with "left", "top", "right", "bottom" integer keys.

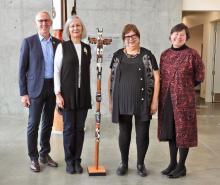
[
  {"left": 36, "top": 19, "right": 51, "bottom": 23},
  {"left": 124, "top": 34, "right": 138, "bottom": 40}
]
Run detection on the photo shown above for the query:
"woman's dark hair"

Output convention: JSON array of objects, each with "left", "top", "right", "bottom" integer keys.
[
  {"left": 122, "top": 24, "right": 140, "bottom": 41},
  {"left": 170, "top": 23, "right": 190, "bottom": 40}
]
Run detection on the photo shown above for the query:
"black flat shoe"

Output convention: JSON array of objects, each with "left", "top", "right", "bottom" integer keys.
[
  {"left": 116, "top": 163, "right": 128, "bottom": 176},
  {"left": 137, "top": 164, "right": 147, "bottom": 177},
  {"left": 168, "top": 166, "right": 186, "bottom": 178},
  {"left": 161, "top": 164, "right": 177, "bottom": 175}
]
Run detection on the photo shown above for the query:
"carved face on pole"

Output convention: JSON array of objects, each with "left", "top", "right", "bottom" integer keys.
[{"left": 68, "top": 17, "right": 83, "bottom": 40}]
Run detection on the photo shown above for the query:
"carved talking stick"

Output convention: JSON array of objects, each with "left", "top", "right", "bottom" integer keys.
[{"left": 87, "top": 29, "right": 112, "bottom": 176}]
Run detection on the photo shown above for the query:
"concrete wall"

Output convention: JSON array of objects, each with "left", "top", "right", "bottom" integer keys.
[
  {"left": 0, "top": 0, "right": 182, "bottom": 117},
  {"left": 0, "top": 0, "right": 51, "bottom": 117}
]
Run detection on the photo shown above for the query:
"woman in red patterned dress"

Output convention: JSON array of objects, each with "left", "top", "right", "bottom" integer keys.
[{"left": 158, "top": 23, "right": 205, "bottom": 178}]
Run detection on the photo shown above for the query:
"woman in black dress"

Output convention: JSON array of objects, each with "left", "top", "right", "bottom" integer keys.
[{"left": 108, "top": 24, "right": 160, "bottom": 177}]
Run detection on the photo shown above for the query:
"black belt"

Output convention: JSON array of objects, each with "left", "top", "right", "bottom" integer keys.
[{"left": 44, "top": 78, "right": 53, "bottom": 82}]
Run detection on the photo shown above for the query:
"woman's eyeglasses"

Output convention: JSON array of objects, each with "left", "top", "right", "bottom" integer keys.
[{"left": 124, "top": 34, "right": 137, "bottom": 40}]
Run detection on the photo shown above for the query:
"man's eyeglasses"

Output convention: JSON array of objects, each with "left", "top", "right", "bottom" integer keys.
[
  {"left": 37, "top": 19, "right": 50, "bottom": 23},
  {"left": 124, "top": 34, "right": 137, "bottom": 40}
]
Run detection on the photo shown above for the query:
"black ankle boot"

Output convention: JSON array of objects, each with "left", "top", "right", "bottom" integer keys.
[
  {"left": 137, "top": 164, "right": 147, "bottom": 177},
  {"left": 168, "top": 166, "right": 186, "bottom": 178},
  {"left": 66, "top": 164, "right": 75, "bottom": 174},
  {"left": 161, "top": 163, "right": 177, "bottom": 175},
  {"left": 116, "top": 163, "right": 128, "bottom": 176},
  {"left": 75, "top": 161, "right": 83, "bottom": 174}
]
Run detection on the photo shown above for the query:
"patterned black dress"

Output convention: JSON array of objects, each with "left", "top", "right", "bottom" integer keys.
[{"left": 110, "top": 48, "right": 158, "bottom": 123}]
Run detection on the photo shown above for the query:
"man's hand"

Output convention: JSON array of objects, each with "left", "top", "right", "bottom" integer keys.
[{"left": 21, "top": 95, "right": 30, "bottom": 108}]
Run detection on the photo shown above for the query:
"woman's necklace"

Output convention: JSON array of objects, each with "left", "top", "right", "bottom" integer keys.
[{"left": 124, "top": 47, "right": 140, "bottom": 58}]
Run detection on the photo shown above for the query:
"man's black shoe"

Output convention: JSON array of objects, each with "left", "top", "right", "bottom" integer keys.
[
  {"left": 30, "top": 160, "right": 40, "bottom": 172},
  {"left": 40, "top": 154, "right": 58, "bottom": 167}
]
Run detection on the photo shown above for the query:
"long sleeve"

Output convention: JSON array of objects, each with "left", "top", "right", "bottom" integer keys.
[
  {"left": 19, "top": 39, "right": 29, "bottom": 96},
  {"left": 54, "top": 43, "right": 63, "bottom": 94},
  {"left": 193, "top": 50, "right": 205, "bottom": 85}
]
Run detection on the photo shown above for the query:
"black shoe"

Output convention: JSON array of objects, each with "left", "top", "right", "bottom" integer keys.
[
  {"left": 30, "top": 160, "right": 40, "bottom": 172},
  {"left": 75, "top": 161, "right": 83, "bottom": 174},
  {"left": 116, "top": 163, "right": 128, "bottom": 176},
  {"left": 66, "top": 164, "right": 75, "bottom": 174},
  {"left": 161, "top": 163, "right": 177, "bottom": 175},
  {"left": 40, "top": 154, "right": 58, "bottom": 167},
  {"left": 168, "top": 166, "right": 186, "bottom": 178},
  {"left": 137, "top": 164, "right": 147, "bottom": 177}
]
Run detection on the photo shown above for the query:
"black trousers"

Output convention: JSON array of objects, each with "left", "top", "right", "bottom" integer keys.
[
  {"left": 62, "top": 109, "right": 88, "bottom": 165},
  {"left": 27, "top": 79, "right": 56, "bottom": 161},
  {"left": 118, "top": 115, "right": 150, "bottom": 165}
]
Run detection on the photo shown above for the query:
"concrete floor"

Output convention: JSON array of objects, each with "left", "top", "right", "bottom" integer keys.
[{"left": 0, "top": 102, "right": 220, "bottom": 185}]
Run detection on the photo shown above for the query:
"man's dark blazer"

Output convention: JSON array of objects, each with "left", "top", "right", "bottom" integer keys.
[{"left": 19, "top": 34, "right": 60, "bottom": 98}]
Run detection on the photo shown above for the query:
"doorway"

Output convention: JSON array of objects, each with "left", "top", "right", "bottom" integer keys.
[
  {"left": 211, "top": 21, "right": 220, "bottom": 102},
  {"left": 187, "top": 24, "right": 204, "bottom": 105}
]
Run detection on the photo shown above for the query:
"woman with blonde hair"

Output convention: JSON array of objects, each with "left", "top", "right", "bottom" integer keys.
[{"left": 54, "top": 15, "right": 92, "bottom": 174}]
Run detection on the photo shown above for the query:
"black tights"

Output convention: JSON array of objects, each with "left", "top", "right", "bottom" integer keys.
[
  {"left": 118, "top": 115, "right": 150, "bottom": 165},
  {"left": 169, "top": 140, "right": 189, "bottom": 169}
]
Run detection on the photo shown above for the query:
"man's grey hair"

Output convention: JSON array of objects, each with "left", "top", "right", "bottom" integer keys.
[
  {"left": 35, "top": 11, "right": 52, "bottom": 23},
  {"left": 63, "top": 15, "right": 87, "bottom": 41}
]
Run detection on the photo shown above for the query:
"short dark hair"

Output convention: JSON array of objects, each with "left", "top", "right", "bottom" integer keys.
[
  {"left": 122, "top": 24, "right": 140, "bottom": 41},
  {"left": 170, "top": 23, "right": 190, "bottom": 40}
]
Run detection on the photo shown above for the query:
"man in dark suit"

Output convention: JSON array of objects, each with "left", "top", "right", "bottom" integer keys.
[{"left": 19, "top": 11, "right": 60, "bottom": 172}]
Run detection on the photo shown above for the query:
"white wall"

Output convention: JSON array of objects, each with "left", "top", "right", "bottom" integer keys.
[{"left": 183, "top": 0, "right": 220, "bottom": 11}]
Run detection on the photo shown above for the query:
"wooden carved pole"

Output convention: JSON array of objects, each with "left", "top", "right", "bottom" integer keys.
[
  {"left": 87, "top": 29, "right": 112, "bottom": 176},
  {"left": 52, "top": 0, "right": 67, "bottom": 132},
  {"left": 52, "top": 0, "right": 67, "bottom": 41}
]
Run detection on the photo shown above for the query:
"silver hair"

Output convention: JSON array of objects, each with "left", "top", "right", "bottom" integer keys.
[
  {"left": 35, "top": 11, "right": 52, "bottom": 23},
  {"left": 62, "top": 15, "right": 87, "bottom": 41}
]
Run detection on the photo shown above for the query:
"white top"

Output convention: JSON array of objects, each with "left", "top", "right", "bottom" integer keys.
[
  {"left": 74, "top": 43, "right": 82, "bottom": 88},
  {"left": 54, "top": 43, "right": 82, "bottom": 95}
]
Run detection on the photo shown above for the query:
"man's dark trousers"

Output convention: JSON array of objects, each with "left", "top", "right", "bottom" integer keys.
[{"left": 27, "top": 79, "right": 55, "bottom": 161}]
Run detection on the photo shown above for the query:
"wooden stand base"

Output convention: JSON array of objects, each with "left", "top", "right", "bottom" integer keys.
[
  {"left": 52, "top": 109, "right": 63, "bottom": 133},
  {"left": 87, "top": 166, "right": 106, "bottom": 176}
]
